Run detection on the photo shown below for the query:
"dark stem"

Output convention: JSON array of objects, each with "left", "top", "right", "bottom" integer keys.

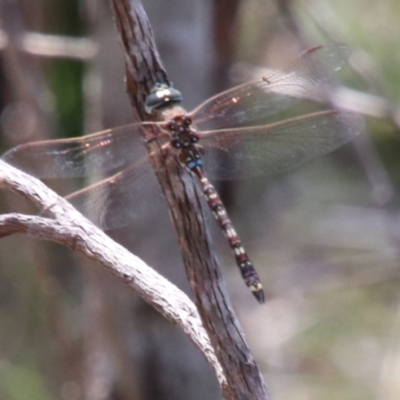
[{"left": 108, "top": 0, "right": 270, "bottom": 399}]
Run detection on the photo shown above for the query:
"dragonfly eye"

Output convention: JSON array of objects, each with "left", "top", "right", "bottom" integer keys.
[{"left": 145, "top": 84, "right": 183, "bottom": 114}]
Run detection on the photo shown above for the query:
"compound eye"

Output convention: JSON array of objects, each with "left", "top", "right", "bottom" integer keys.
[{"left": 145, "top": 84, "right": 183, "bottom": 114}]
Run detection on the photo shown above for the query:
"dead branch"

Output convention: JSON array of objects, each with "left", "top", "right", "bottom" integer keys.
[{"left": 108, "top": 1, "right": 270, "bottom": 398}]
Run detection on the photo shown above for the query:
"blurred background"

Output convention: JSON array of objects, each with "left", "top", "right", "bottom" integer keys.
[{"left": 1, "top": 0, "right": 400, "bottom": 399}]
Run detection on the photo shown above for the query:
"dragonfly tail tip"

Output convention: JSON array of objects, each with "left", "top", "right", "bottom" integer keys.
[{"left": 253, "top": 289, "right": 265, "bottom": 304}]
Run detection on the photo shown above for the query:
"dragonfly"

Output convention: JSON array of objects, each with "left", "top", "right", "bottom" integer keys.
[{"left": 2, "top": 43, "right": 364, "bottom": 303}]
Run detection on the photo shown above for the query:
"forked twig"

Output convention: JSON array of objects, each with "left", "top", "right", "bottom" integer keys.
[{"left": 0, "top": 159, "right": 227, "bottom": 389}]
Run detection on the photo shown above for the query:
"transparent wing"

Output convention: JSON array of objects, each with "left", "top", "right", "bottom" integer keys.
[
  {"left": 190, "top": 43, "right": 351, "bottom": 130},
  {"left": 1, "top": 122, "right": 164, "bottom": 179},
  {"left": 63, "top": 158, "right": 167, "bottom": 230},
  {"left": 200, "top": 110, "right": 364, "bottom": 180}
]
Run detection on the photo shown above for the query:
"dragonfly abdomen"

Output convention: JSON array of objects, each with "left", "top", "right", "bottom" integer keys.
[
  {"left": 195, "top": 169, "right": 265, "bottom": 303},
  {"left": 167, "top": 114, "right": 265, "bottom": 302}
]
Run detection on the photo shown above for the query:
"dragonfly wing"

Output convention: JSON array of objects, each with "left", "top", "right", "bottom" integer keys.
[
  {"left": 64, "top": 157, "right": 167, "bottom": 230},
  {"left": 1, "top": 122, "right": 165, "bottom": 179},
  {"left": 190, "top": 43, "right": 351, "bottom": 130},
  {"left": 200, "top": 110, "right": 364, "bottom": 180}
]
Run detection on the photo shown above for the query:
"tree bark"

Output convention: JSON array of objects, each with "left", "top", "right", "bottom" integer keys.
[{"left": 108, "top": 1, "right": 270, "bottom": 399}]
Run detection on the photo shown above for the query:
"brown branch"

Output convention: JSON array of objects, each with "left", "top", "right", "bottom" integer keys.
[
  {"left": 110, "top": 0, "right": 169, "bottom": 120},
  {"left": 108, "top": 1, "right": 270, "bottom": 399},
  {"left": 0, "top": 159, "right": 226, "bottom": 388}
]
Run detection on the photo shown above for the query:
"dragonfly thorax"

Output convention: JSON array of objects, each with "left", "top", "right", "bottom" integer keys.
[
  {"left": 166, "top": 115, "right": 203, "bottom": 171},
  {"left": 168, "top": 115, "right": 199, "bottom": 148}
]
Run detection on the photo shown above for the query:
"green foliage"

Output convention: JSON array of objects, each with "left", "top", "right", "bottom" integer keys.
[
  {"left": 0, "top": 362, "right": 55, "bottom": 400},
  {"left": 46, "top": 59, "right": 84, "bottom": 138}
]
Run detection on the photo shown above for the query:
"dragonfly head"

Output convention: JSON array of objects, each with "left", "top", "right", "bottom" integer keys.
[{"left": 145, "top": 83, "right": 183, "bottom": 114}]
